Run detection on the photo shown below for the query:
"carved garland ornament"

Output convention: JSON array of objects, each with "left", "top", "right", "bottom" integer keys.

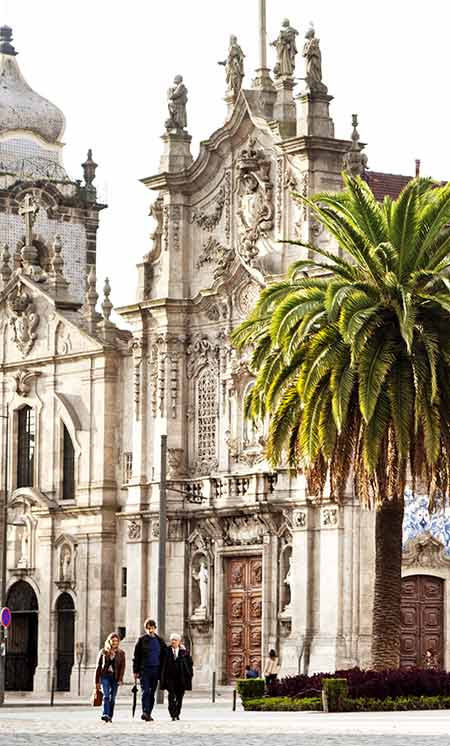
[
  {"left": 196, "top": 236, "right": 235, "bottom": 279},
  {"left": 7, "top": 283, "right": 40, "bottom": 357},
  {"left": 190, "top": 184, "right": 226, "bottom": 231}
]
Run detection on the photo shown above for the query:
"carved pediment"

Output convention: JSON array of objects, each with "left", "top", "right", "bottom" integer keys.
[{"left": 402, "top": 532, "right": 450, "bottom": 568}]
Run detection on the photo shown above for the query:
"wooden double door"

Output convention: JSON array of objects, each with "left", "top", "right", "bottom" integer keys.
[
  {"left": 226, "top": 556, "right": 262, "bottom": 682},
  {"left": 400, "top": 575, "right": 443, "bottom": 669}
]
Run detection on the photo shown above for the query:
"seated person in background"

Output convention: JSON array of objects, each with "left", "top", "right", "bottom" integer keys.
[{"left": 245, "top": 664, "right": 259, "bottom": 679}]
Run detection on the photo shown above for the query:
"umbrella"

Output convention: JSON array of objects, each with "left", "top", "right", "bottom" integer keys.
[{"left": 131, "top": 683, "right": 138, "bottom": 718}]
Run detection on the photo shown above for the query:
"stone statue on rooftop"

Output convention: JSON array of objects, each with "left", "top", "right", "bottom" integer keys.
[
  {"left": 218, "top": 35, "right": 245, "bottom": 102},
  {"left": 303, "top": 24, "right": 327, "bottom": 94},
  {"left": 165, "top": 75, "right": 188, "bottom": 132},
  {"left": 271, "top": 18, "right": 298, "bottom": 79}
]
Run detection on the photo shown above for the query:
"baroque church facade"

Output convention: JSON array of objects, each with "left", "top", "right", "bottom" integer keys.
[{"left": 1, "top": 15, "right": 449, "bottom": 695}]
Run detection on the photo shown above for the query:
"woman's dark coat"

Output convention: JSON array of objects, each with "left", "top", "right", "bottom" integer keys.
[{"left": 160, "top": 646, "right": 193, "bottom": 691}]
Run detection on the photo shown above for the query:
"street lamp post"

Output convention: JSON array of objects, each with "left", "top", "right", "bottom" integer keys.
[{"left": 0, "top": 410, "right": 9, "bottom": 706}]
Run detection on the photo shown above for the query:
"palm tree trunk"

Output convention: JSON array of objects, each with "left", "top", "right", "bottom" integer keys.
[{"left": 371, "top": 499, "right": 404, "bottom": 670}]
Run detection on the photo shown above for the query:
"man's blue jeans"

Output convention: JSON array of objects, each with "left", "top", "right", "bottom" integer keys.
[
  {"left": 140, "top": 667, "right": 159, "bottom": 716},
  {"left": 101, "top": 675, "right": 118, "bottom": 720}
]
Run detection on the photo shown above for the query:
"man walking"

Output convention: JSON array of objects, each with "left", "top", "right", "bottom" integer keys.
[
  {"left": 133, "top": 618, "right": 167, "bottom": 721},
  {"left": 160, "top": 633, "right": 193, "bottom": 721}
]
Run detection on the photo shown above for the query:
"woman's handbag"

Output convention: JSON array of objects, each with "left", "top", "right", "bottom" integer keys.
[{"left": 91, "top": 686, "right": 103, "bottom": 707}]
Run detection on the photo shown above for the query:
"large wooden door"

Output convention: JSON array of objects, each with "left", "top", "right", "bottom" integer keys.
[
  {"left": 5, "top": 580, "right": 38, "bottom": 691},
  {"left": 400, "top": 575, "right": 443, "bottom": 669},
  {"left": 56, "top": 593, "right": 75, "bottom": 692},
  {"left": 226, "top": 556, "right": 262, "bottom": 682}
]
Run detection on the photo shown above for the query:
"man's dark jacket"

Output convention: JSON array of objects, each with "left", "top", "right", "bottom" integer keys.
[
  {"left": 132, "top": 633, "right": 167, "bottom": 676},
  {"left": 160, "top": 646, "right": 193, "bottom": 691}
]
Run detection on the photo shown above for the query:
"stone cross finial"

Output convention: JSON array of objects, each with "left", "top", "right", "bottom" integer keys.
[
  {"left": 101, "top": 277, "right": 113, "bottom": 322},
  {"left": 0, "top": 244, "right": 12, "bottom": 286},
  {"left": 343, "top": 114, "right": 368, "bottom": 177},
  {"left": 18, "top": 194, "right": 40, "bottom": 248}
]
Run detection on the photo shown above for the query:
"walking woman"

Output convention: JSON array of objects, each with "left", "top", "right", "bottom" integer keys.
[
  {"left": 160, "top": 633, "right": 193, "bottom": 721},
  {"left": 95, "top": 632, "right": 125, "bottom": 723},
  {"left": 263, "top": 649, "right": 280, "bottom": 688}
]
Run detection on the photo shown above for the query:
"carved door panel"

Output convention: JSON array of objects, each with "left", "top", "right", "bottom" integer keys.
[
  {"left": 400, "top": 575, "right": 443, "bottom": 669},
  {"left": 226, "top": 556, "right": 262, "bottom": 683}
]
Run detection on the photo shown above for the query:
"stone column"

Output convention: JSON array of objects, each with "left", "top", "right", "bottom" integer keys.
[
  {"left": 33, "top": 516, "right": 54, "bottom": 692},
  {"left": 165, "top": 519, "right": 187, "bottom": 635},
  {"left": 273, "top": 78, "right": 296, "bottom": 138},
  {"left": 123, "top": 517, "right": 148, "bottom": 661},
  {"left": 159, "top": 132, "right": 192, "bottom": 174}
]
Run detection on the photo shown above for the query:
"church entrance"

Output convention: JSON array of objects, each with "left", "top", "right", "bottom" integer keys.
[
  {"left": 225, "top": 556, "right": 262, "bottom": 682},
  {"left": 400, "top": 575, "right": 443, "bottom": 669},
  {"left": 5, "top": 580, "right": 38, "bottom": 691},
  {"left": 56, "top": 593, "right": 75, "bottom": 692}
]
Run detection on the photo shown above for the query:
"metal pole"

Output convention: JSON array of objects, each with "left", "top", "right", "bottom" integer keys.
[
  {"left": 212, "top": 671, "right": 216, "bottom": 703},
  {"left": 156, "top": 434, "right": 167, "bottom": 705},
  {"left": 0, "top": 411, "right": 9, "bottom": 706}
]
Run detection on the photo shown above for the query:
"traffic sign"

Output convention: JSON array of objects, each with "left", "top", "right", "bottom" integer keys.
[{"left": 0, "top": 607, "right": 11, "bottom": 628}]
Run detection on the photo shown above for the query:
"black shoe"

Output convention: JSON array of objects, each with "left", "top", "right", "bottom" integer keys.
[
  {"left": 177, "top": 716, "right": 180, "bottom": 720},
  {"left": 101, "top": 715, "right": 108, "bottom": 722},
  {"left": 172, "top": 717, "right": 176, "bottom": 721},
  {"left": 141, "top": 713, "right": 150, "bottom": 721}
]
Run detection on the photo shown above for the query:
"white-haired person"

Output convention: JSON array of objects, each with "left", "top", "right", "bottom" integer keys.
[{"left": 160, "top": 633, "right": 193, "bottom": 721}]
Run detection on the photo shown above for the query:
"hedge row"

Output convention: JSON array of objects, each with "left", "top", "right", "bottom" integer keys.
[
  {"left": 268, "top": 667, "right": 450, "bottom": 700},
  {"left": 244, "top": 695, "right": 450, "bottom": 712}
]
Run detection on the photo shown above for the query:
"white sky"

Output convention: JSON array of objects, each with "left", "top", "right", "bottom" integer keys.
[{"left": 3, "top": 0, "right": 450, "bottom": 311}]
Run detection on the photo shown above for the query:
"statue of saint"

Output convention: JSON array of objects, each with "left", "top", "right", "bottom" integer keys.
[
  {"left": 218, "top": 35, "right": 245, "bottom": 102},
  {"left": 17, "top": 523, "right": 29, "bottom": 568},
  {"left": 61, "top": 547, "right": 72, "bottom": 582},
  {"left": 165, "top": 75, "right": 188, "bottom": 132},
  {"left": 271, "top": 19, "right": 298, "bottom": 79},
  {"left": 192, "top": 560, "right": 208, "bottom": 610},
  {"left": 303, "top": 25, "right": 327, "bottom": 94},
  {"left": 283, "top": 555, "right": 292, "bottom": 611}
]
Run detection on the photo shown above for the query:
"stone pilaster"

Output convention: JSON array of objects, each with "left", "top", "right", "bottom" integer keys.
[{"left": 273, "top": 78, "right": 296, "bottom": 138}]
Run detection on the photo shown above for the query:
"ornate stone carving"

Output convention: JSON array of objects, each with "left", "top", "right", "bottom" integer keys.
[
  {"left": 168, "top": 519, "right": 184, "bottom": 541},
  {"left": 218, "top": 35, "right": 245, "bottom": 102},
  {"left": 343, "top": 114, "right": 368, "bottom": 177},
  {"left": 293, "top": 510, "right": 307, "bottom": 529},
  {"left": 236, "top": 281, "right": 261, "bottom": 318},
  {"left": 236, "top": 138, "right": 274, "bottom": 266},
  {"left": 223, "top": 515, "right": 269, "bottom": 546},
  {"left": 145, "top": 196, "right": 164, "bottom": 264},
  {"left": 271, "top": 19, "right": 298, "bottom": 79},
  {"left": 186, "top": 334, "right": 220, "bottom": 379},
  {"left": 224, "top": 171, "right": 232, "bottom": 241},
  {"left": 322, "top": 507, "right": 338, "bottom": 527},
  {"left": 303, "top": 25, "right": 327, "bottom": 95},
  {"left": 403, "top": 533, "right": 450, "bottom": 568},
  {"left": 165, "top": 75, "right": 188, "bottom": 132},
  {"left": 196, "top": 236, "right": 234, "bottom": 278},
  {"left": 11, "top": 368, "right": 41, "bottom": 396},
  {"left": 167, "top": 448, "right": 186, "bottom": 479},
  {"left": 7, "top": 284, "right": 40, "bottom": 357},
  {"left": 190, "top": 184, "right": 226, "bottom": 232},
  {"left": 152, "top": 520, "right": 160, "bottom": 539},
  {"left": 127, "top": 519, "right": 141, "bottom": 541},
  {"left": 276, "top": 155, "right": 284, "bottom": 231},
  {"left": 128, "top": 337, "right": 144, "bottom": 420}
]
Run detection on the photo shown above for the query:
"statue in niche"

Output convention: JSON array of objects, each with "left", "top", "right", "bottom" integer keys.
[
  {"left": 192, "top": 560, "right": 208, "bottom": 615},
  {"left": 17, "top": 522, "right": 29, "bottom": 568},
  {"left": 282, "top": 555, "right": 292, "bottom": 613},
  {"left": 165, "top": 75, "right": 188, "bottom": 132},
  {"left": 60, "top": 547, "right": 72, "bottom": 582},
  {"left": 271, "top": 18, "right": 298, "bottom": 79},
  {"left": 218, "top": 35, "right": 245, "bottom": 101},
  {"left": 303, "top": 24, "right": 327, "bottom": 94}
]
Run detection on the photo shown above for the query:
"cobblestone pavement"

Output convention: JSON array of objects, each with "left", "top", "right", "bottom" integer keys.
[{"left": 1, "top": 701, "right": 450, "bottom": 745}]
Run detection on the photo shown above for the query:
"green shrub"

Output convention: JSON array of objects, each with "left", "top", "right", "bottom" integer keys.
[
  {"left": 243, "top": 694, "right": 450, "bottom": 712},
  {"left": 323, "top": 678, "right": 348, "bottom": 712},
  {"left": 243, "top": 696, "right": 322, "bottom": 712},
  {"left": 236, "top": 678, "right": 265, "bottom": 702}
]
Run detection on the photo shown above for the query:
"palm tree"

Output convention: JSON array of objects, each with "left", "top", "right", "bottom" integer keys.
[{"left": 232, "top": 175, "right": 450, "bottom": 670}]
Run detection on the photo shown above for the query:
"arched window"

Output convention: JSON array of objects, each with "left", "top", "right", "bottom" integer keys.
[
  {"left": 17, "top": 406, "right": 35, "bottom": 488},
  {"left": 195, "top": 368, "right": 218, "bottom": 473},
  {"left": 62, "top": 424, "right": 75, "bottom": 500}
]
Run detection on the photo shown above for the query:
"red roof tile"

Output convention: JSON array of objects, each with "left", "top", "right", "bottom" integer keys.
[{"left": 364, "top": 170, "right": 412, "bottom": 201}]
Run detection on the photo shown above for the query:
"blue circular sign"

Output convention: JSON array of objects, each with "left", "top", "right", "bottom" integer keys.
[{"left": 0, "top": 607, "right": 11, "bottom": 628}]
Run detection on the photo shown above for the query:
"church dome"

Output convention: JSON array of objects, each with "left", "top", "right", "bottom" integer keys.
[{"left": 0, "top": 26, "right": 65, "bottom": 144}]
